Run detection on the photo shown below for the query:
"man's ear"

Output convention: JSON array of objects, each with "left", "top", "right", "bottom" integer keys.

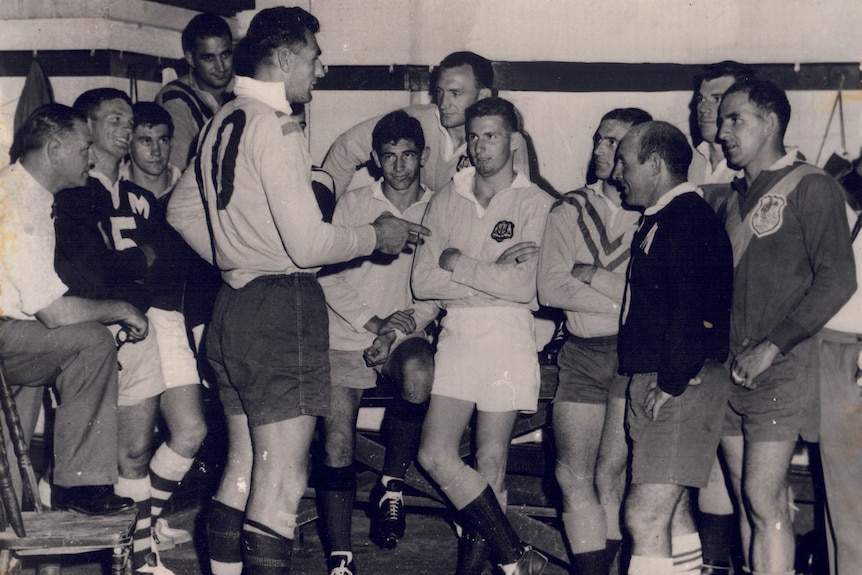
[
  {"left": 420, "top": 146, "right": 430, "bottom": 167},
  {"left": 183, "top": 51, "right": 195, "bottom": 70},
  {"left": 647, "top": 151, "right": 662, "bottom": 175},
  {"left": 277, "top": 46, "right": 292, "bottom": 73},
  {"left": 509, "top": 132, "right": 524, "bottom": 153},
  {"left": 764, "top": 110, "right": 780, "bottom": 139},
  {"left": 371, "top": 150, "right": 381, "bottom": 169},
  {"left": 46, "top": 137, "right": 62, "bottom": 164},
  {"left": 478, "top": 87, "right": 492, "bottom": 101}
]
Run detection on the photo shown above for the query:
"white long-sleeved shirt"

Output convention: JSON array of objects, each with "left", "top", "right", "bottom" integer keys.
[
  {"left": 537, "top": 182, "right": 640, "bottom": 338},
  {"left": 319, "top": 182, "right": 439, "bottom": 351},
  {"left": 0, "top": 162, "right": 69, "bottom": 320},
  {"left": 167, "top": 75, "right": 377, "bottom": 289},
  {"left": 412, "top": 168, "right": 551, "bottom": 310}
]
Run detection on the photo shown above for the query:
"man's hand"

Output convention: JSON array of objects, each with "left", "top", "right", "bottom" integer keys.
[
  {"left": 644, "top": 378, "right": 672, "bottom": 421},
  {"left": 365, "top": 309, "right": 416, "bottom": 336},
  {"left": 496, "top": 241, "right": 539, "bottom": 265},
  {"left": 731, "top": 339, "right": 780, "bottom": 389},
  {"left": 439, "top": 248, "right": 462, "bottom": 271},
  {"left": 571, "top": 263, "right": 598, "bottom": 284},
  {"left": 372, "top": 212, "right": 431, "bottom": 255},
  {"left": 364, "top": 331, "right": 396, "bottom": 367},
  {"left": 118, "top": 304, "right": 148, "bottom": 341}
]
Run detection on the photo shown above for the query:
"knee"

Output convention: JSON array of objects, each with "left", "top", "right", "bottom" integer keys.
[
  {"left": 77, "top": 323, "right": 117, "bottom": 362},
  {"left": 625, "top": 499, "right": 664, "bottom": 539},
  {"left": 417, "top": 442, "right": 446, "bottom": 478},
  {"left": 171, "top": 417, "right": 208, "bottom": 456},
  {"left": 744, "top": 484, "right": 790, "bottom": 525},
  {"left": 399, "top": 358, "right": 434, "bottom": 403},
  {"left": 474, "top": 448, "right": 507, "bottom": 489},
  {"left": 120, "top": 434, "right": 153, "bottom": 464},
  {"left": 324, "top": 427, "right": 355, "bottom": 468}
]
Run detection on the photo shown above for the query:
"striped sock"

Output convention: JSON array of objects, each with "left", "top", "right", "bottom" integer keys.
[
  {"left": 116, "top": 476, "right": 153, "bottom": 572},
  {"left": 149, "top": 443, "right": 194, "bottom": 520},
  {"left": 671, "top": 532, "right": 703, "bottom": 573}
]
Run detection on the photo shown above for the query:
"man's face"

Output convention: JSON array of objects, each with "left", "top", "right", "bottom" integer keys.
[
  {"left": 375, "top": 138, "right": 426, "bottom": 192},
  {"left": 186, "top": 35, "right": 234, "bottom": 93},
  {"left": 88, "top": 98, "right": 133, "bottom": 163},
  {"left": 696, "top": 75, "right": 737, "bottom": 144},
  {"left": 593, "top": 119, "right": 633, "bottom": 181},
  {"left": 717, "top": 90, "right": 772, "bottom": 170},
  {"left": 54, "top": 119, "right": 93, "bottom": 190},
  {"left": 129, "top": 124, "right": 172, "bottom": 178},
  {"left": 435, "top": 65, "right": 487, "bottom": 129},
  {"left": 284, "top": 31, "right": 325, "bottom": 105},
  {"left": 467, "top": 114, "right": 515, "bottom": 179},
  {"left": 612, "top": 133, "right": 654, "bottom": 208}
]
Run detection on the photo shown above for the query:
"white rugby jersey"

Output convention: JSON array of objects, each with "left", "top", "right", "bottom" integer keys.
[
  {"left": 412, "top": 168, "right": 551, "bottom": 310},
  {"left": 168, "top": 76, "right": 376, "bottom": 289}
]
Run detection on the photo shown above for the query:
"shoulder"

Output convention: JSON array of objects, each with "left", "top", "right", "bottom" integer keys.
[{"left": 550, "top": 186, "right": 591, "bottom": 213}]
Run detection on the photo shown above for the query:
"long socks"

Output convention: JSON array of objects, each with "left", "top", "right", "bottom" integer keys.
[
  {"left": 149, "top": 443, "right": 194, "bottom": 521},
  {"left": 208, "top": 499, "right": 244, "bottom": 575},
  {"left": 317, "top": 464, "right": 356, "bottom": 555},
  {"left": 116, "top": 477, "right": 153, "bottom": 572}
]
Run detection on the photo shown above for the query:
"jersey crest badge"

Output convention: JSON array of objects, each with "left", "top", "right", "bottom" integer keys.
[
  {"left": 750, "top": 194, "right": 786, "bottom": 238},
  {"left": 491, "top": 220, "right": 514, "bottom": 242}
]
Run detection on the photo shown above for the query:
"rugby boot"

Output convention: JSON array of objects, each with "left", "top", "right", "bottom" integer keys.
[
  {"left": 456, "top": 525, "right": 490, "bottom": 575},
  {"left": 328, "top": 552, "right": 356, "bottom": 575},
  {"left": 510, "top": 546, "right": 547, "bottom": 575},
  {"left": 369, "top": 478, "right": 405, "bottom": 549}
]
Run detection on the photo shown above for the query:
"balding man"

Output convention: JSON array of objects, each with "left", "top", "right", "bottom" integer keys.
[{"left": 614, "top": 121, "right": 733, "bottom": 575}]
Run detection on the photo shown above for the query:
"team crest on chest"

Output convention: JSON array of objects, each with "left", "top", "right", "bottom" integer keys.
[
  {"left": 491, "top": 220, "right": 515, "bottom": 242},
  {"left": 750, "top": 194, "right": 786, "bottom": 238}
]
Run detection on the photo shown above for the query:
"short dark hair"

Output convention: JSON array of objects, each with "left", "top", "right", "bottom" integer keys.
[
  {"left": 9, "top": 104, "right": 86, "bottom": 164},
  {"left": 372, "top": 110, "right": 425, "bottom": 154},
  {"left": 634, "top": 121, "right": 693, "bottom": 180},
  {"left": 439, "top": 51, "right": 494, "bottom": 91},
  {"left": 234, "top": 6, "right": 319, "bottom": 76},
  {"left": 700, "top": 60, "right": 757, "bottom": 85},
  {"left": 724, "top": 79, "right": 791, "bottom": 138},
  {"left": 132, "top": 102, "right": 174, "bottom": 137},
  {"left": 72, "top": 88, "right": 132, "bottom": 120},
  {"left": 182, "top": 13, "right": 232, "bottom": 54},
  {"left": 601, "top": 108, "right": 653, "bottom": 127},
  {"left": 465, "top": 97, "right": 519, "bottom": 134}
]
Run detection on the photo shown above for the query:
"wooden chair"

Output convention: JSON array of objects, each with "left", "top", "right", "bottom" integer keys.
[{"left": 0, "top": 357, "right": 137, "bottom": 575}]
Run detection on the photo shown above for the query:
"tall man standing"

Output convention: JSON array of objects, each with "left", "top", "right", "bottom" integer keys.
[
  {"left": 537, "top": 107, "right": 650, "bottom": 575},
  {"left": 167, "top": 8, "right": 429, "bottom": 575},
  {"left": 688, "top": 60, "right": 756, "bottom": 575},
  {"left": 715, "top": 80, "right": 855, "bottom": 575},
  {"left": 614, "top": 121, "right": 734, "bottom": 575},
  {"left": 156, "top": 12, "right": 234, "bottom": 170},
  {"left": 414, "top": 97, "right": 551, "bottom": 575}
]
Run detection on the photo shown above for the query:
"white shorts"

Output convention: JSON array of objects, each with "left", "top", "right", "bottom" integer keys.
[
  {"left": 111, "top": 323, "right": 166, "bottom": 407},
  {"left": 147, "top": 307, "right": 200, "bottom": 389},
  {"left": 433, "top": 307, "right": 540, "bottom": 413}
]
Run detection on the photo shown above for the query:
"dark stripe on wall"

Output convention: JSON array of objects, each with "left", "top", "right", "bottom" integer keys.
[{"left": 0, "top": 50, "right": 858, "bottom": 92}]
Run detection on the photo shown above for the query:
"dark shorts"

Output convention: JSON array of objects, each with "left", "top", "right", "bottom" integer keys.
[
  {"left": 207, "top": 274, "right": 330, "bottom": 427},
  {"left": 627, "top": 360, "right": 731, "bottom": 488},
  {"left": 554, "top": 336, "right": 629, "bottom": 404},
  {"left": 724, "top": 339, "right": 818, "bottom": 442}
]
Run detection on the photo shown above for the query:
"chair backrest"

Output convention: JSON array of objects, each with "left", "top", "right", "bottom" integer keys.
[{"left": 0, "top": 357, "right": 43, "bottom": 537}]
